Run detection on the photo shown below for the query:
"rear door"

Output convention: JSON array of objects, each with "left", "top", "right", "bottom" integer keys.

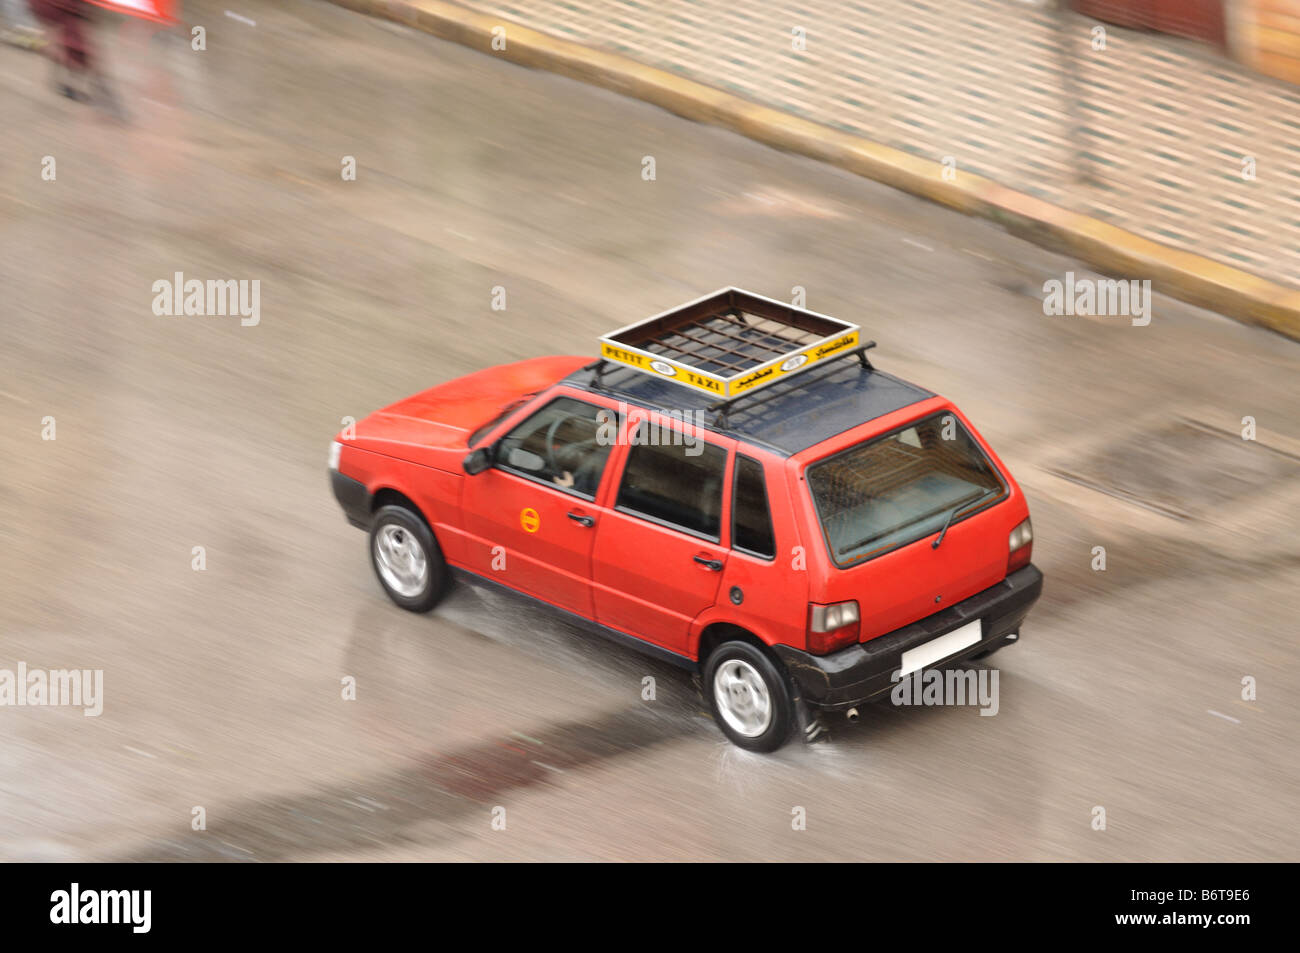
[
  {"left": 715, "top": 451, "right": 808, "bottom": 649},
  {"left": 591, "top": 411, "right": 732, "bottom": 655}
]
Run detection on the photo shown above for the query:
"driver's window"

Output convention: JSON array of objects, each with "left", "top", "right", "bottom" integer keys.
[{"left": 494, "top": 396, "right": 616, "bottom": 499}]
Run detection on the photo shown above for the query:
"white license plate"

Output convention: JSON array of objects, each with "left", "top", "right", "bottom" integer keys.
[{"left": 899, "top": 618, "right": 982, "bottom": 676}]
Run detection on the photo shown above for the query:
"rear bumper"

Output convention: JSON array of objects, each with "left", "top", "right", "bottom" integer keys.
[
  {"left": 331, "top": 470, "right": 371, "bottom": 530},
  {"left": 772, "top": 564, "right": 1044, "bottom": 710}
]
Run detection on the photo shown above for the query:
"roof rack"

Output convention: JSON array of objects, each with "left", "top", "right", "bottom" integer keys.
[
  {"left": 708, "top": 341, "right": 876, "bottom": 429},
  {"left": 595, "top": 287, "right": 863, "bottom": 401}
]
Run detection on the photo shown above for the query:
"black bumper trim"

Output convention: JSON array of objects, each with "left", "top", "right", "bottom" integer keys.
[
  {"left": 331, "top": 471, "right": 371, "bottom": 530},
  {"left": 773, "top": 564, "right": 1044, "bottom": 710}
]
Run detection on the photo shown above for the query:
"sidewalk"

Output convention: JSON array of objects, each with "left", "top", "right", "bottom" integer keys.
[
  {"left": 459, "top": 0, "right": 1298, "bottom": 287},
  {"left": 333, "top": 0, "right": 1300, "bottom": 334}
]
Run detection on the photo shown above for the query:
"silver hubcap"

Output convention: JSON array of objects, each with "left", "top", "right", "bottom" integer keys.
[
  {"left": 373, "top": 523, "right": 428, "bottom": 598},
  {"left": 713, "top": 658, "right": 773, "bottom": 738}
]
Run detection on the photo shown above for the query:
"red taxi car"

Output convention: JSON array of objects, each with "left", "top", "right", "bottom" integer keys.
[{"left": 330, "top": 289, "right": 1043, "bottom": 751}]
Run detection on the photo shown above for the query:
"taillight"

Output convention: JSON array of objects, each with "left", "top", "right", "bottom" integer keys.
[
  {"left": 1008, "top": 517, "right": 1033, "bottom": 573},
  {"left": 808, "top": 600, "right": 860, "bottom": 655}
]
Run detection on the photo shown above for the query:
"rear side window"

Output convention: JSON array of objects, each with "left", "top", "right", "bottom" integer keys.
[
  {"left": 732, "top": 455, "right": 775, "bottom": 558},
  {"left": 807, "top": 412, "right": 1006, "bottom": 567},
  {"left": 616, "top": 431, "right": 727, "bottom": 539}
]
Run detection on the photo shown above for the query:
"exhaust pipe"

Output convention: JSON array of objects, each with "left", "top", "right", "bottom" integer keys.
[{"left": 846, "top": 707, "right": 860, "bottom": 723}]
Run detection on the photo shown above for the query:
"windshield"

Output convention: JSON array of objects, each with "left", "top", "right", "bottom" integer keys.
[
  {"left": 468, "top": 393, "right": 536, "bottom": 447},
  {"left": 807, "top": 412, "right": 1006, "bottom": 567}
]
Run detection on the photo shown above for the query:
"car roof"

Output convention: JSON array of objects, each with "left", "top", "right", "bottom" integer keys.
[{"left": 562, "top": 358, "right": 935, "bottom": 456}]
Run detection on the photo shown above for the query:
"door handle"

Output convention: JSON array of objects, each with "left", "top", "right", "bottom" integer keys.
[
  {"left": 693, "top": 555, "right": 723, "bottom": 571},
  {"left": 567, "top": 511, "right": 595, "bottom": 527}
]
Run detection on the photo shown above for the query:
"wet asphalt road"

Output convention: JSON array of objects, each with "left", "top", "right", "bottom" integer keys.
[{"left": 1, "top": 0, "right": 1297, "bottom": 861}]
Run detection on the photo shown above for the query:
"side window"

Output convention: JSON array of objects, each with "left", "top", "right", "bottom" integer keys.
[
  {"left": 732, "top": 454, "right": 775, "bottom": 559},
  {"left": 495, "top": 396, "right": 615, "bottom": 499},
  {"left": 615, "top": 430, "right": 728, "bottom": 540}
]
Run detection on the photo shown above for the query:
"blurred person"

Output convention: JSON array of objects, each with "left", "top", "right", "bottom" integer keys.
[
  {"left": 28, "top": 0, "right": 125, "bottom": 116},
  {"left": 0, "top": 0, "right": 46, "bottom": 50}
]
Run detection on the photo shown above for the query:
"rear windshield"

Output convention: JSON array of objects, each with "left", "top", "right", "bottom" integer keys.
[{"left": 807, "top": 412, "right": 1006, "bottom": 567}]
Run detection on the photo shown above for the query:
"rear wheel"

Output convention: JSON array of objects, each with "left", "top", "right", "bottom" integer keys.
[
  {"left": 703, "top": 641, "right": 795, "bottom": 752},
  {"left": 368, "top": 504, "right": 446, "bottom": 612}
]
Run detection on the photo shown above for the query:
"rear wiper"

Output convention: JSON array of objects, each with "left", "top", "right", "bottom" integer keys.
[{"left": 932, "top": 493, "right": 983, "bottom": 549}]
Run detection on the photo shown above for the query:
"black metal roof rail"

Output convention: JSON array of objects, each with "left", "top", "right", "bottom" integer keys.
[{"left": 708, "top": 341, "right": 877, "bottom": 429}]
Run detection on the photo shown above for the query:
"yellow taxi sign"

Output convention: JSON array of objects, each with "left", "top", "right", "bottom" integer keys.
[{"left": 598, "top": 288, "right": 862, "bottom": 401}]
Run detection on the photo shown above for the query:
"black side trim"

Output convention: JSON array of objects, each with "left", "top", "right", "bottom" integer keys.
[
  {"left": 773, "top": 564, "right": 1044, "bottom": 710},
  {"left": 449, "top": 567, "right": 698, "bottom": 672},
  {"left": 331, "top": 471, "right": 371, "bottom": 530}
]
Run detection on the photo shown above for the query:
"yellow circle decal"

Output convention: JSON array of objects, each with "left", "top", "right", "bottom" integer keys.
[{"left": 520, "top": 507, "right": 540, "bottom": 533}]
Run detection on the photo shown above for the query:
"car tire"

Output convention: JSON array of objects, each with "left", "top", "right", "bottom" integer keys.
[
  {"left": 368, "top": 504, "right": 447, "bottom": 613},
  {"left": 703, "top": 640, "right": 795, "bottom": 752}
]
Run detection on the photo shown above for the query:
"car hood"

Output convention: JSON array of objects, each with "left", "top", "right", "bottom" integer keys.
[{"left": 344, "top": 355, "right": 590, "bottom": 466}]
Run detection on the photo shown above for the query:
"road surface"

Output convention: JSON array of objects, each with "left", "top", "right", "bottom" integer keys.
[{"left": 1, "top": 0, "right": 1296, "bottom": 861}]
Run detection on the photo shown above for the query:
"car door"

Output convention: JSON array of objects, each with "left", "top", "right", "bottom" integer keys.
[
  {"left": 460, "top": 393, "right": 619, "bottom": 618},
  {"left": 590, "top": 410, "right": 732, "bottom": 655}
]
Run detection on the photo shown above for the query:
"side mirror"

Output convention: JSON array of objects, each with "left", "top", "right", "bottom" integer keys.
[
  {"left": 463, "top": 447, "right": 492, "bottom": 475},
  {"left": 505, "top": 447, "right": 545, "bottom": 472}
]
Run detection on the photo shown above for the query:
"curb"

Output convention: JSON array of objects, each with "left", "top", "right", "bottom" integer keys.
[{"left": 332, "top": 0, "right": 1300, "bottom": 341}]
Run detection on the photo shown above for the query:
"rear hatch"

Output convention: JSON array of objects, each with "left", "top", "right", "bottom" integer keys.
[{"left": 803, "top": 408, "right": 1021, "bottom": 641}]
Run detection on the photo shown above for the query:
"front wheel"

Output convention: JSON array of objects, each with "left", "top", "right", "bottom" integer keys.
[
  {"left": 703, "top": 641, "right": 795, "bottom": 752},
  {"left": 368, "top": 505, "right": 446, "bottom": 612}
]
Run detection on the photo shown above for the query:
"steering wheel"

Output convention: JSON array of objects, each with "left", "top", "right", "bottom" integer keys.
[{"left": 544, "top": 414, "right": 570, "bottom": 474}]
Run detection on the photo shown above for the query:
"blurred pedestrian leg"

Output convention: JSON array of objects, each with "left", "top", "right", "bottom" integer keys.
[
  {"left": 28, "top": 0, "right": 90, "bottom": 99},
  {"left": 28, "top": 0, "right": 126, "bottom": 119},
  {"left": 1, "top": 0, "right": 47, "bottom": 50}
]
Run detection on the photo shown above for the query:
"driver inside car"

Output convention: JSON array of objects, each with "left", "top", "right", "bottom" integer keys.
[
  {"left": 542, "top": 406, "right": 612, "bottom": 496},
  {"left": 497, "top": 397, "right": 614, "bottom": 497}
]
